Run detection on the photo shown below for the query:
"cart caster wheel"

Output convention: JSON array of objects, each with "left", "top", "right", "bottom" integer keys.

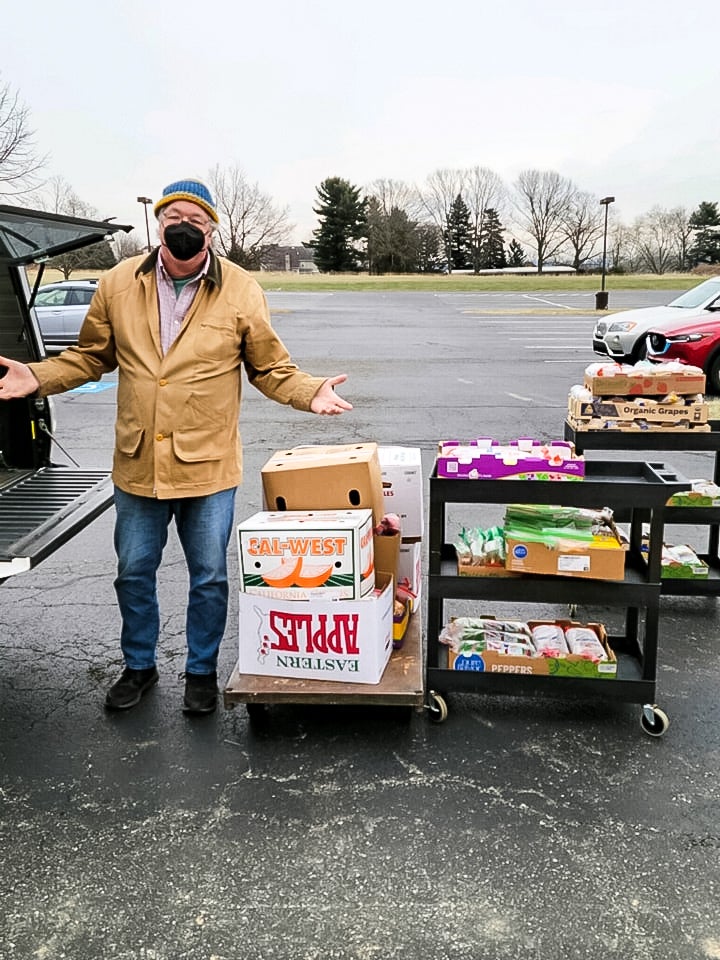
[
  {"left": 427, "top": 691, "right": 448, "bottom": 724},
  {"left": 640, "top": 704, "right": 670, "bottom": 737},
  {"left": 568, "top": 603, "right": 578, "bottom": 617}
]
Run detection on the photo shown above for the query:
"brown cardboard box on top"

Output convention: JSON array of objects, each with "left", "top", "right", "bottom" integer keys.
[{"left": 261, "top": 443, "right": 385, "bottom": 526}]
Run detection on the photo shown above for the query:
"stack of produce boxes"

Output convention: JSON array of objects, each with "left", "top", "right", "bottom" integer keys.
[
  {"left": 568, "top": 361, "right": 709, "bottom": 434},
  {"left": 235, "top": 443, "right": 423, "bottom": 684}
]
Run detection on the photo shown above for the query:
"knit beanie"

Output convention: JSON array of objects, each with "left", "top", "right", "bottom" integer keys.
[{"left": 154, "top": 178, "right": 219, "bottom": 223}]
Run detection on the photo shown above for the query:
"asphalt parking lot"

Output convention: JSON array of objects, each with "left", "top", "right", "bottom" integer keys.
[{"left": 2, "top": 289, "right": 720, "bottom": 960}]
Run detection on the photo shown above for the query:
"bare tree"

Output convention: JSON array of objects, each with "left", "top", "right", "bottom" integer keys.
[
  {"left": 112, "top": 230, "right": 146, "bottom": 262},
  {"left": 560, "top": 191, "right": 605, "bottom": 271},
  {"left": 631, "top": 206, "right": 682, "bottom": 274},
  {"left": 0, "top": 75, "right": 46, "bottom": 198},
  {"left": 209, "top": 164, "right": 293, "bottom": 269},
  {"left": 512, "top": 169, "right": 577, "bottom": 272},
  {"left": 417, "top": 168, "right": 466, "bottom": 270},
  {"left": 40, "top": 175, "right": 98, "bottom": 218},
  {"left": 609, "top": 221, "right": 634, "bottom": 273},
  {"left": 463, "top": 166, "right": 506, "bottom": 273},
  {"left": 364, "top": 177, "right": 421, "bottom": 217},
  {"left": 667, "top": 206, "right": 693, "bottom": 271}
]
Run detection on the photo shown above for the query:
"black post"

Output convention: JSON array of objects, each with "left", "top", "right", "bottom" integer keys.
[
  {"left": 136, "top": 196, "right": 152, "bottom": 252},
  {"left": 595, "top": 196, "right": 615, "bottom": 310}
]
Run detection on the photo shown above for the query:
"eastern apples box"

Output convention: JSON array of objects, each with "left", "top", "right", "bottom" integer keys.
[
  {"left": 437, "top": 439, "right": 584, "bottom": 480},
  {"left": 237, "top": 509, "right": 374, "bottom": 600},
  {"left": 446, "top": 620, "right": 617, "bottom": 679},
  {"left": 237, "top": 574, "right": 394, "bottom": 684},
  {"left": 505, "top": 531, "right": 628, "bottom": 581},
  {"left": 568, "top": 395, "right": 709, "bottom": 424},
  {"left": 261, "top": 443, "right": 385, "bottom": 525},
  {"left": 583, "top": 369, "right": 706, "bottom": 396},
  {"left": 378, "top": 446, "right": 424, "bottom": 540}
]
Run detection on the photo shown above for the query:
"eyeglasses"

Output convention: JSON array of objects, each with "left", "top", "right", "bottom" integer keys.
[{"left": 162, "top": 212, "right": 212, "bottom": 230}]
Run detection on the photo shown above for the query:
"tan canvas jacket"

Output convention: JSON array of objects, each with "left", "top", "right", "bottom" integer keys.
[{"left": 29, "top": 250, "right": 326, "bottom": 499}]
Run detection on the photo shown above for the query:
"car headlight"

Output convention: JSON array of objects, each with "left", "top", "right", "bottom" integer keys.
[
  {"left": 608, "top": 321, "right": 638, "bottom": 332},
  {"left": 667, "top": 333, "right": 706, "bottom": 343}
]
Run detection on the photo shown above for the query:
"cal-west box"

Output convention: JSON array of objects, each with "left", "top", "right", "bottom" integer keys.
[
  {"left": 237, "top": 574, "right": 394, "bottom": 684},
  {"left": 237, "top": 509, "right": 374, "bottom": 600},
  {"left": 261, "top": 443, "right": 385, "bottom": 525}
]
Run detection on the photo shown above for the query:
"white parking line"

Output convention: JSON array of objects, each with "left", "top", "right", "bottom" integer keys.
[{"left": 506, "top": 392, "right": 534, "bottom": 401}]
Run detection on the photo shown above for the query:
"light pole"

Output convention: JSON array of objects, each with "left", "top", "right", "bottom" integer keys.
[
  {"left": 596, "top": 196, "right": 615, "bottom": 310},
  {"left": 137, "top": 196, "right": 152, "bottom": 252}
]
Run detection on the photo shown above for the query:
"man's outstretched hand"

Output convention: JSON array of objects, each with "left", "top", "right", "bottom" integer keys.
[
  {"left": 310, "top": 374, "right": 353, "bottom": 416},
  {"left": 0, "top": 355, "right": 40, "bottom": 399}
]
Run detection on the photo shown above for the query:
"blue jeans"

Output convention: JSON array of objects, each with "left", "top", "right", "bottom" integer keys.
[{"left": 113, "top": 486, "right": 236, "bottom": 675}]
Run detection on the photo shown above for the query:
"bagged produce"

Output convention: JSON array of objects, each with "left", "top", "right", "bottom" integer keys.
[
  {"left": 565, "top": 626, "right": 607, "bottom": 661},
  {"left": 531, "top": 623, "right": 569, "bottom": 657}
]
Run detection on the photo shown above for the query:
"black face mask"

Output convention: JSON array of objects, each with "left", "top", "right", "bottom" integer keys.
[{"left": 163, "top": 222, "right": 206, "bottom": 260}]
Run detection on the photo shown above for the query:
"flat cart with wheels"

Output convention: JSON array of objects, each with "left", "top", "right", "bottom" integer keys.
[
  {"left": 425, "top": 459, "right": 687, "bottom": 737},
  {"left": 224, "top": 614, "right": 425, "bottom": 717},
  {"left": 565, "top": 419, "right": 720, "bottom": 597}
]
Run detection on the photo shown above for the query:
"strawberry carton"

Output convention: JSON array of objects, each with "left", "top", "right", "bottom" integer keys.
[{"left": 237, "top": 509, "right": 374, "bottom": 600}]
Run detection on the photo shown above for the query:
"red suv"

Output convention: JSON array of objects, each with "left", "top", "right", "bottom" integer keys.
[{"left": 646, "top": 315, "right": 720, "bottom": 395}]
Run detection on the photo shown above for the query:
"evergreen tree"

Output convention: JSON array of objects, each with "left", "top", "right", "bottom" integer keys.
[
  {"left": 312, "top": 177, "right": 366, "bottom": 272},
  {"left": 366, "top": 196, "right": 421, "bottom": 273},
  {"left": 416, "top": 223, "right": 446, "bottom": 273},
  {"left": 477, "top": 208, "right": 507, "bottom": 269},
  {"left": 688, "top": 201, "right": 720, "bottom": 265},
  {"left": 445, "top": 193, "right": 473, "bottom": 270},
  {"left": 507, "top": 239, "right": 527, "bottom": 267}
]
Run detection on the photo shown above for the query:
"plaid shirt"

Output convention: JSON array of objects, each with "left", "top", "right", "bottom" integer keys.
[{"left": 156, "top": 254, "right": 210, "bottom": 355}]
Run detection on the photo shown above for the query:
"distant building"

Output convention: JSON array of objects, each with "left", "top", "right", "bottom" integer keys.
[{"left": 260, "top": 245, "right": 319, "bottom": 272}]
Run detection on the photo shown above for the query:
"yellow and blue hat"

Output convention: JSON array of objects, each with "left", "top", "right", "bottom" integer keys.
[{"left": 154, "top": 178, "right": 218, "bottom": 223}]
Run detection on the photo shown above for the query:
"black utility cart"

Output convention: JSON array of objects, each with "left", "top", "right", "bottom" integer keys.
[
  {"left": 425, "top": 459, "right": 687, "bottom": 737},
  {"left": 565, "top": 419, "right": 720, "bottom": 597}
]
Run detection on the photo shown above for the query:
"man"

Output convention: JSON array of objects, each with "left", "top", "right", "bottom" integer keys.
[{"left": 0, "top": 178, "right": 351, "bottom": 716}]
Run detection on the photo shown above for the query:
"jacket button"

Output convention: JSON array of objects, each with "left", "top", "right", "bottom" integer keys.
[
  {"left": 156, "top": 433, "right": 164, "bottom": 441},
  {"left": 159, "top": 378, "right": 168, "bottom": 386}
]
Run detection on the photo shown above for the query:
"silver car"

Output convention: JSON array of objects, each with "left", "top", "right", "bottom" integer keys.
[
  {"left": 33, "top": 279, "right": 98, "bottom": 351},
  {"left": 592, "top": 277, "right": 720, "bottom": 363}
]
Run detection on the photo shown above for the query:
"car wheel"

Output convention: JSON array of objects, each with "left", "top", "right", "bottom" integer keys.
[
  {"left": 631, "top": 339, "right": 647, "bottom": 364},
  {"left": 706, "top": 353, "right": 720, "bottom": 396}
]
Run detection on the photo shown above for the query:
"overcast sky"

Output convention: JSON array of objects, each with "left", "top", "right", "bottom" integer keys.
[{"left": 2, "top": 0, "right": 718, "bottom": 245}]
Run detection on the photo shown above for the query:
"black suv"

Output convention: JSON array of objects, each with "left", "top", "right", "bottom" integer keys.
[{"left": 0, "top": 204, "right": 131, "bottom": 582}]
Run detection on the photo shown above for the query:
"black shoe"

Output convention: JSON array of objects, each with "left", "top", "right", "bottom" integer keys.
[
  {"left": 183, "top": 672, "right": 218, "bottom": 715},
  {"left": 105, "top": 666, "right": 159, "bottom": 710}
]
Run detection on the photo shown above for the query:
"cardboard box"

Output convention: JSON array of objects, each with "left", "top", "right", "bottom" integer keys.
[
  {"left": 446, "top": 620, "right": 617, "bottom": 679},
  {"left": 398, "top": 539, "right": 423, "bottom": 608},
  {"left": 373, "top": 531, "right": 400, "bottom": 592},
  {"left": 505, "top": 531, "right": 628, "bottom": 581},
  {"left": 568, "top": 395, "right": 709, "bottom": 424},
  {"left": 237, "top": 509, "right": 374, "bottom": 600},
  {"left": 583, "top": 369, "right": 706, "bottom": 396},
  {"left": 567, "top": 415, "right": 711, "bottom": 434},
  {"left": 437, "top": 439, "right": 584, "bottom": 481},
  {"left": 261, "top": 443, "right": 385, "bottom": 525},
  {"left": 378, "top": 446, "right": 424, "bottom": 540},
  {"left": 392, "top": 596, "right": 411, "bottom": 647},
  {"left": 237, "top": 574, "right": 394, "bottom": 684}
]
